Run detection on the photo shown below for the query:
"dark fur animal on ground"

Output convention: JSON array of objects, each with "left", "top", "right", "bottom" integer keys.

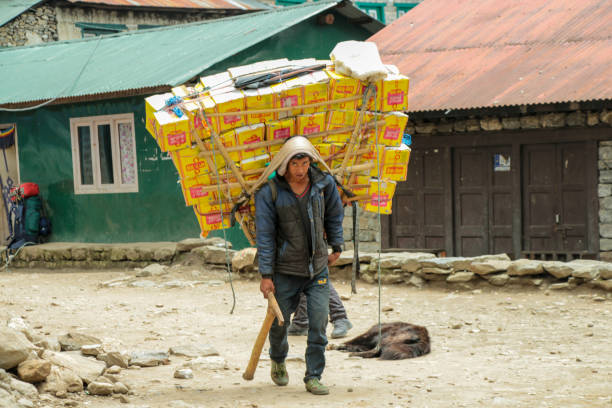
[{"left": 331, "top": 322, "right": 430, "bottom": 360}]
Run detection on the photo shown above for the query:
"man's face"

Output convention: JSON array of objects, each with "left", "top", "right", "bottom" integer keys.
[{"left": 286, "top": 156, "right": 311, "bottom": 182}]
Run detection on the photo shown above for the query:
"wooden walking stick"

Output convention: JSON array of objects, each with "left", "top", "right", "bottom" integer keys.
[{"left": 243, "top": 292, "right": 284, "bottom": 381}]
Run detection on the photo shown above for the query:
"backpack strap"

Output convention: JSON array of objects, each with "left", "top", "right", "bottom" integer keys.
[{"left": 267, "top": 178, "right": 278, "bottom": 203}]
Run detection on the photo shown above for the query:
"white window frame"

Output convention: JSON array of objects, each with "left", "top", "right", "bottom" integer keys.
[{"left": 70, "top": 113, "right": 138, "bottom": 194}]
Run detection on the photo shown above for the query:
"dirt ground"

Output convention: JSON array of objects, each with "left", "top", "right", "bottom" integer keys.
[{"left": 1, "top": 267, "right": 611, "bottom": 408}]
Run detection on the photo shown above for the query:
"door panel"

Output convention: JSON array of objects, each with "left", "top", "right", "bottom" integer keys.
[
  {"left": 387, "top": 148, "right": 446, "bottom": 249},
  {"left": 454, "top": 147, "right": 513, "bottom": 257},
  {"left": 522, "top": 142, "right": 588, "bottom": 253}
]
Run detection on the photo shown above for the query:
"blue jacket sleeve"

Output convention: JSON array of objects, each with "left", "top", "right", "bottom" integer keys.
[
  {"left": 254, "top": 184, "right": 277, "bottom": 277},
  {"left": 323, "top": 175, "right": 344, "bottom": 248}
]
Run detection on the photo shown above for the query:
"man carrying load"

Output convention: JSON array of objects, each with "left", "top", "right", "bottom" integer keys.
[{"left": 255, "top": 136, "right": 344, "bottom": 395}]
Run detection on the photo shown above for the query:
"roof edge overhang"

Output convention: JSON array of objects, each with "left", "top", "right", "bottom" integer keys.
[
  {"left": 57, "top": 0, "right": 266, "bottom": 13},
  {"left": 408, "top": 99, "right": 612, "bottom": 119},
  {"left": 0, "top": 86, "right": 172, "bottom": 110}
]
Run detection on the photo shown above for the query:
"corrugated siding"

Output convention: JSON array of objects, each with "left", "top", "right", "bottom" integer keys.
[
  {"left": 67, "top": 0, "right": 270, "bottom": 10},
  {"left": 369, "top": 0, "right": 612, "bottom": 112},
  {"left": 0, "top": 1, "right": 337, "bottom": 105},
  {"left": 0, "top": 0, "right": 43, "bottom": 26}
]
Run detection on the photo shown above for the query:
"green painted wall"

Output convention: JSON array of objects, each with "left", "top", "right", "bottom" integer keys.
[
  {"left": 2, "top": 97, "right": 200, "bottom": 243},
  {"left": 0, "top": 15, "right": 373, "bottom": 247}
]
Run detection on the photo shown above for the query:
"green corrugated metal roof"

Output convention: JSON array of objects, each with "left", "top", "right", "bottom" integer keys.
[
  {"left": 0, "top": 0, "right": 342, "bottom": 105},
  {"left": 0, "top": 0, "right": 44, "bottom": 27}
]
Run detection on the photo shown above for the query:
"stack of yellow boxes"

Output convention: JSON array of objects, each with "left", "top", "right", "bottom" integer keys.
[{"left": 145, "top": 59, "right": 411, "bottom": 237}]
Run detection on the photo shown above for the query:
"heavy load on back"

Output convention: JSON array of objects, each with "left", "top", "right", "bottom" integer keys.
[{"left": 144, "top": 41, "right": 411, "bottom": 243}]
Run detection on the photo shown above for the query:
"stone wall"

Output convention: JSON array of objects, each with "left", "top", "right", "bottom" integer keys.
[
  {"left": 54, "top": 5, "right": 228, "bottom": 41},
  {"left": 599, "top": 140, "right": 612, "bottom": 255},
  {"left": 342, "top": 206, "right": 381, "bottom": 253},
  {"left": 405, "top": 109, "right": 612, "bottom": 136},
  {"left": 0, "top": 2, "right": 238, "bottom": 47},
  {"left": 328, "top": 251, "right": 612, "bottom": 293},
  {"left": 0, "top": 3, "right": 58, "bottom": 47}
]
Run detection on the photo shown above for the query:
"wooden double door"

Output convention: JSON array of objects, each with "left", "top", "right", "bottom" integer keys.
[{"left": 384, "top": 139, "right": 596, "bottom": 258}]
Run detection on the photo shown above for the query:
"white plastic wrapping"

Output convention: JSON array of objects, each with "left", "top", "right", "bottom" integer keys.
[{"left": 330, "top": 41, "right": 388, "bottom": 82}]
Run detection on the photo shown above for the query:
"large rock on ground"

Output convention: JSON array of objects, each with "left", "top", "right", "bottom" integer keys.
[
  {"left": 231, "top": 248, "right": 257, "bottom": 272},
  {"left": 484, "top": 273, "right": 510, "bottom": 286},
  {"left": 469, "top": 260, "right": 511, "bottom": 275},
  {"left": 191, "top": 246, "right": 235, "bottom": 265},
  {"left": 568, "top": 260, "right": 612, "bottom": 281},
  {"left": 87, "top": 381, "right": 114, "bottom": 396},
  {"left": 17, "top": 360, "right": 51, "bottom": 383},
  {"left": 129, "top": 351, "right": 169, "bottom": 367},
  {"left": 38, "top": 366, "right": 83, "bottom": 394},
  {"left": 41, "top": 350, "right": 105, "bottom": 384},
  {"left": 57, "top": 333, "right": 102, "bottom": 352},
  {"left": 177, "top": 238, "right": 208, "bottom": 252},
  {"left": 592, "top": 279, "right": 612, "bottom": 291},
  {"left": 97, "top": 351, "right": 130, "bottom": 368},
  {"left": 333, "top": 250, "right": 376, "bottom": 267},
  {"left": 447, "top": 271, "right": 475, "bottom": 282},
  {"left": 7, "top": 317, "right": 34, "bottom": 342},
  {"left": 507, "top": 259, "right": 544, "bottom": 276},
  {"left": 0, "top": 329, "right": 35, "bottom": 370},
  {"left": 541, "top": 261, "right": 574, "bottom": 279}
]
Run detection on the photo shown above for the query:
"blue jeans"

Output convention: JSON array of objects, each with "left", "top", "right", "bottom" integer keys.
[
  {"left": 291, "top": 281, "right": 348, "bottom": 328},
  {"left": 268, "top": 268, "right": 330, "bottom": 383}
]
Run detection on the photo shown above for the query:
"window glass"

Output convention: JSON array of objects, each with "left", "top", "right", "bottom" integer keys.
[
  {"left": 71, "top": 114, "right": 137, "bottom": 194},
  {"left": 118, "top": 122, "right": 136, "bottom": 185},
  {"left": 97, "top": 124, "right": 114, "bottom": 184},
  {"left": 77, "top": 126, "right": 93, "bottom": 185}
]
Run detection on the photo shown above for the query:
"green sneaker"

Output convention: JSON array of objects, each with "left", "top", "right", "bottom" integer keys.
[
  {"left": 271, "top": 361, "right": 288, "bottom": 386},
  {"left": 305, "top": 378, "right": 329, "bottom": 395}
]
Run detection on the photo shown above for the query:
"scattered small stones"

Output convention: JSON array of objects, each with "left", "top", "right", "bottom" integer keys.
[
  {"left": 87, "top": 381, "right": 114, "bottom": 396},
  {"left": 17, "top": 359, "right": 51, "bottom": 383},
  {"left": 80, "top": 344, "right": 104, "bottom": 356},
  {"left": 57, "top": 333, "right": 102, "bottom": 352},
  {"left": 174, "top": 368, "right": 194, "bottom": 379},
  {"left": 129, "top": 351, "right": 169, "bottom": 367},
  {"left": 105, "top": 365, "right": 122, "bottom": 374}
]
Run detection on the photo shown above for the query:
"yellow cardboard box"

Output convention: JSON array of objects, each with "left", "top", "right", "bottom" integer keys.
[
  {"left": 380, "top": 74, "right": 410, "bottom": 112},
  {"left": 326, "top": 110, "right": 357, "bottom": 143},
  {"left": 200, "top": 71, "right": 232, "bottom": 93},
  {"left": 217, "top": 130, "right": 240, "bottom": 163},
  {"left": 364, "top": 179, "right": 396, "bottom": 215},
  {"left": 357, "top": 80, "right": 382, "bottom": 111},
  {"left": 365, "top": 112, "right": 408, "bottom": 147},
  {"left": 266, "top": 118, "right": 296, "bottom": 154},
  {"left": 326, "top": 70, "right": 360, "bottom": 111},
  {"left": 240, "top": 154, "right": 270, "bottom": 172},
  {"left": 212, "top": 91, "right": 246, "bottom": 132},
  {"left": 181, "top": 175, "right": 216, "bottom": 206},
  {"left": 378, "top": 145, "right": 411, "bottom": 181},
  {"left": 144, "top": 92, "right": 173, "bottom": 141},
  {"left": 302, "top": 71, "right": 329, "bottom": 114},
  {"left": 152, "top": 110, "right": 191, "bottom": 152},
  {"left": 171, "top": 147, "right": 211, "bottom": 180},
  {"left": 296, "top": 112, "right": 326, "bottom": 145},
  {"left": 194, "top": 207, "right": 231, "bottom": 235},
  {"left": 242, "top": 87, "right": 275, "bottom": 125},
  {"left": 348, "top": 174, "right": 370, "bottom": 197},
  {"left": 272, "top": 81, "right": 303, "bottom": 118},
  {"left": 235, "top": 124, "right": 267, "bottom": 160}
]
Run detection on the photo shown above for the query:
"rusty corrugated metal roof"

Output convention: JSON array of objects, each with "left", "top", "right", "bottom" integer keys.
[
  {"left": 369, "top": 0, "right": 612, "bottom": 112},
  {"left": 66, "top": 0, "right": 271, "bottom": 11}
]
